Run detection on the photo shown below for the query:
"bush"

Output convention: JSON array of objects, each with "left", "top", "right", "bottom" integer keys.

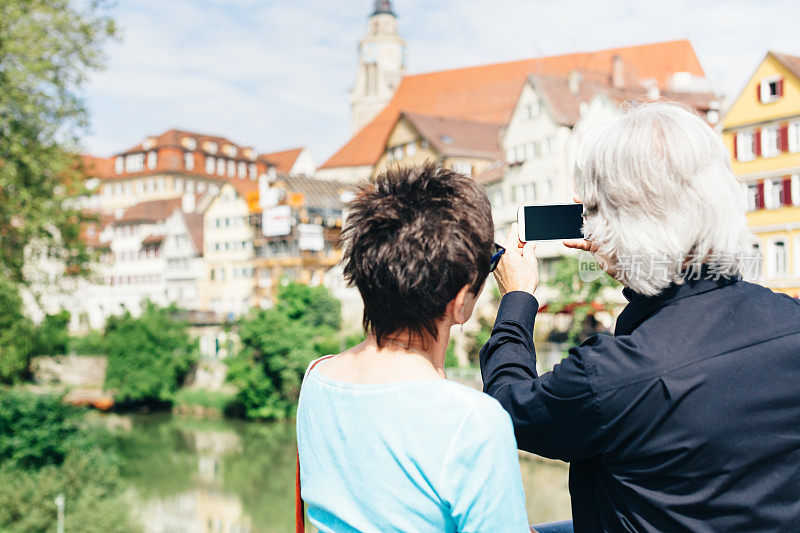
[
  {"left": 68, "top": 330, "right": 107, "bottom": 355},
  {"left": 0, "top": 389, "right": 135, "bottom": 532},
  {"left": 228, "top": 283, "right": 342, "bottom": 420},
  {"left": 30, "top": 310, "right": 71, "bottom": 356},
  {"left": 104, "top": 302, "right": 199, "bottom": 404},
  {"left": 0, "top": 279, "right": 35, "bottom": 383},
  {"left": 172, "top": 388, "right": 236, "bottom": 412}
]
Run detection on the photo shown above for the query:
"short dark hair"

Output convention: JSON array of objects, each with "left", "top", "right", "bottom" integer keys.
[{"left": 341, "top": 163, "right": 494, "bottom": 348}]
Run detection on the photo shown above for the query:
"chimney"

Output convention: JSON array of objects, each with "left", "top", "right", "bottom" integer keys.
[
  {"left": 182, "top": 192, "right": 196, "bottom": 213},
  {"left": 568, "top": 70, "right": 582, "bottom": 95},
  {"left": 612, "top": 55, "right": 625, "bottom": 89}
]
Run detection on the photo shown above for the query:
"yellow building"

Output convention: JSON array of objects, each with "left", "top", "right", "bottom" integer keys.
[
  {"left": 372, "top": 112, "right": 502, "bottom": 179},
  {"left": 722, "top": 51, "right": 800, "bottom": 297}
]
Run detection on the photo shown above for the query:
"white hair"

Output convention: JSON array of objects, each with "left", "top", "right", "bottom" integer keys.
[{"left": 573, "top": 102, "right": 752, "bottom": 296}]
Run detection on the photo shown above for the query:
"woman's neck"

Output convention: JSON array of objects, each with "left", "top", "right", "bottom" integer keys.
[{"left": 375, "top": 330, "right": 449, "bottom": 379}]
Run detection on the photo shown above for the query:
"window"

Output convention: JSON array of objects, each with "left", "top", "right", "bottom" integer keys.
[
  {"left": 766, "top": 178, "right": 784, "bottom": 209},
  {"left": 789, "top": 121, "right": 800, "bottom": 153},
  {"left": 182, "top": 137, "right": 197, "bottom": 150},
  {"left": 761, "top": 126, "right": 780, "bottom": 157},
  {"left": 545, "top": 179, "right": 553, "bottom": 198},
  {"left": 204, "top": 141, "right": 218, "bottom": 154},
  {"left": 527, "top": 142, "right": 539, "bottom": 160},
  {"left": 759, "top": 77, "right": 783, "bottom": 104},
  {"left": 197, "top": 182, "right": 206, "bottom": 192},
  {"left": 489, "top": 188, "right": 504, "bottom": 209},
  {"left": 216, "top": 158, "right": 225, "bottom": 176},
  {"left": 238, "top": 161, "right": 246, "bottom": 178},
  {"left": 184, "top": 152, "right": 194, "bottom": 171},
  {"left": 157, "top": 177, "right": 165, "bottom": 191},
  {"left": 147, "top": 150, "right": 157, "bottom": 169},
  {"left": 514, "top": 183, "right": 537, "bottom": 202},
  {"left": 186, "top": 180, "right": 195, "bottom": 193},
  {"left": 227, "top": 159, "right": 236, "bottom": 177},
  {"left": 248, "top": 163, "right": 257, "bottom": 180},
  {"left": 406, "top": 142, "right": 416, "bottom": 158},
  {"left": 773, "top": 241, "right": 787, "bottom": 276},
  {"left": 223, "top": 144, "right": 237, "bottom": 158},
  {"left": 115, "top": 156, "right": 124, "bottom": 174},
  {"left": 526, "top": 101, "right": 541, "bottom": 120},
  {"left": 451, "top": 160, "right": 472, "bottom": 176},
  {"left": 124, "top": 153, "right": 145, "bottom": 172},
  {"left": 541, "top": 137, "right": 554, "bottom": 157},
  {"left": 513, "top": 145, "right": 526, "bottom": 163},
  {"left": 735, "top": 132, "right": 756, "bottom": 161},
  {"left": 205, "top": 156, "right": 215, "bottom": 174},
  {"left": 792, "top": 175, "right": 800, "bottom": 207},
  {"left": 746, "top": 184, "right": 759, "bottom": 212},
  {"left": 393, "top": 146, "right": 404, "bottom": 160}
]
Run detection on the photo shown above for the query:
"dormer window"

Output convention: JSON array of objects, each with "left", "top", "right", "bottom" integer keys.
[
  {"left": 223, "top": 144, "right": 237, "bottom": 158},
  {"left": 147, "top": 150, "right": 157, "bottom": 170},
  {"left": 181, "top": 137, "right": 197, "bottom": 150},
  {"left": 115, "top": 156, "right": 124, "bottom": 174},
  {"left": 526, "top": 101, "right": 541, "bottom": 120},
  {"left": 142, "top": 138, "right": 156, "bottom": 150},
  {"left": 759, "top": 77, "right": 783, "bottom": 104},
  {"left": 203, "top": 141, "right": 218, "bottom": 154},
  {"left": 184, "top": 152, "right": 194, "bottom": 171}
]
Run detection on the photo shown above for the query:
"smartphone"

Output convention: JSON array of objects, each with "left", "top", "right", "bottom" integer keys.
[{"left": 517, "top": 204, "right": 584, "bottom": 242}]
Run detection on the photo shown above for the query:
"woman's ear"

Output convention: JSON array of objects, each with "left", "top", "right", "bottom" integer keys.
[{"left": 451, "top": 284, "right": 474, "bottom": 325}]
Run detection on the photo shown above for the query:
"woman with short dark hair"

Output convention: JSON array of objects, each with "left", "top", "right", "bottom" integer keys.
[{"left": 296, "top": 163, "right": 529, "bottom": 532}]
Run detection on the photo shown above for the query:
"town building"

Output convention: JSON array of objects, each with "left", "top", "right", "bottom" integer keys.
[
  {"left": 372, "top": 112, "right": 502, "bottom": 178},
  {"left": 722, "top": 51, "right": 800, "bottom": 296},
  {"left": 261, "top": 147, "right": 316, "bottom": 176},
  {"left": 317, "top": 3, "right": 711, "bottom": 185},
  {"left": 350, "top": 0, "right": 407, "bottom": 136}
]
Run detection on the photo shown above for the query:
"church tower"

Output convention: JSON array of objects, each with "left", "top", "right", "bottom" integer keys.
[{"left": 350, "top": 0, "right": 406, "bottom": 135}]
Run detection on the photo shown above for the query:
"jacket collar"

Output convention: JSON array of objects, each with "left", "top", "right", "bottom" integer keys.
[{"left": 615, "top": 267, "right": 741, "bottom": 336}]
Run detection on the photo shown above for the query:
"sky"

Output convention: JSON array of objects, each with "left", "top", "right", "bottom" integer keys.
[{"left": 83, "top": 0, "right": 800, "bottom": 165}]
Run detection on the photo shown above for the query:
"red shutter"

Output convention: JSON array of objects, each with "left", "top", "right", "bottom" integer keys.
[
  {"left": 783, "top": 178, "right": 793, "bottom": 206},
  {"left": 733, "top": 133, "right": 739, "bottom": 159},
  {"left": 779, "top": 124, "right": 789, "bottom": 152},
  {"left": 756, "top": 182, "right": 765, "bottom": 209},
  {"left": 757, "top": 82, "right": 762, "bottom": 102},
  {"left": 754, "top": 130, "right": 762, "bottom": 156},
  {"left": 777, "top": 79, "right": 784, "bottom": 97}
]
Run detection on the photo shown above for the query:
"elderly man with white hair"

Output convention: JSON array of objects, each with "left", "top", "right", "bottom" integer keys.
[{"left": 481, "top": 103, "right": 800, "bottom": 532}]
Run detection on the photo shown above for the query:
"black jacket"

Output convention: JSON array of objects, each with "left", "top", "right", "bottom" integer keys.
[{"left": 480, "top": 275, "right": 800, "bottom": 532}]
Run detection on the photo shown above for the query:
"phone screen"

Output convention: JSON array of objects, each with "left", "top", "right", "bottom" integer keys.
[{"left": 520, "top": 204, "right": 584, "bottom": 241}]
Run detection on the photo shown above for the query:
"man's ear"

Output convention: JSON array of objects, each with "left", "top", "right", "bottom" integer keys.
[{"left": 451, "top": 284, "right": 473, "bottom": 324}]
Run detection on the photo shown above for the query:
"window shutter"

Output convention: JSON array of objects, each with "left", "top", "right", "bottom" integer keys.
[
  {"left": 754, "top": 130, "right": 762, "bottom": 156},
  {"left": 733, "top": 133, "right": 739, "bottom": 159},
  {"left": 757, "top": 82, "right": 763, "bottom": 102},
  {"left": 779, "top": 124, "right": 789, "bottom": 152},
  {"left": 777, "top": 78, "right": 784, "bottom": 97},
  {"left": 783, "top": 178, "right": 793, "bottom": 206},
  {"left": 757, "top": 181, "right": 765, "bottom": 209}
]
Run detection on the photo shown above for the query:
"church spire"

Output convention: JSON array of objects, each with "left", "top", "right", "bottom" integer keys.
[{"left": 371, "top": 0, "right": 396, "bottom": 17}]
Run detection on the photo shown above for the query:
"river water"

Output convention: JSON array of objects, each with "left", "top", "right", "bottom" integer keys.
[{"left": 113, "top": 414, "right": 571, "bottom": 532}]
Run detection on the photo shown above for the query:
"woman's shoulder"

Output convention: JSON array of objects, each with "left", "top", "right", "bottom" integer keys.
[{"left": 437, "top": 380, "right": 513, "bottom": 426}]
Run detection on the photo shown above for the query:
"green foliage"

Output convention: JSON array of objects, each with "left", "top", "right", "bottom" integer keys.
[
  {"left": 0, "top": 0, "right": 116, "bottom": 282},
  {"left": 465, "top": 315, "right": 494, "bottom": 366},
  {"left": 173, "top": 388, "right": 236, "bottom": 412},
  {"left": 276, "top": 282, "right": 341, "bottom": 330},
  {"left": 545, "top": 255, "right": 621, "bottom": 346},
  {"left": 228, "top": 283, "right": 342, "bottom": 420},
  {"left": 0, "top": 279, "right": 35, "bottom": 383},
  {"left": 444, "top": 340, "right": 459, "bottom": 368},
  {"left": 0, "top": 389, "right": 135, "bottom": 532},
  {"left": 68, "top": 329, "right": 106, "bottom": 355},
  {"left": 103, "top": 302, "right": 199, "bottom": 404},
  {"left": 30, "top": 310, "right": 71, "bottom": 356}
]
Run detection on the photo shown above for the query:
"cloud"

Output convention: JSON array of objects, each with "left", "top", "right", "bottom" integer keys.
[{"left": 83, "top": 0, "right": 800, "bottom": 163}]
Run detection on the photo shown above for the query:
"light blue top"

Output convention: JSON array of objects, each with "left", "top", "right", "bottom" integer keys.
[{"left": 296, "top": 362, "right": 530, "bottom": 532}]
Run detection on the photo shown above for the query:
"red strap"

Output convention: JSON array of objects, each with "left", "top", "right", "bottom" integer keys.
[{"left": 296, "top": 355, "right": 337, "bottom": 533}]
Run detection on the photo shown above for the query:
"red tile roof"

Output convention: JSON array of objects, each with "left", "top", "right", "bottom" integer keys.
[
  {"left": 401, "top": 112, "right": 503, "bottom": 160},
  {"left": 261, "top": 147, "right": 304, "bottom": 174},
  {"left": 320, "top": 40, "right": 705, "bottom": 170},
  {"left": 117, "top": 198, "right": 183, "bottom": 224}
]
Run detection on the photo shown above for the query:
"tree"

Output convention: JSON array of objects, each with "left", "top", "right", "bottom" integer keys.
[
  {"left": 30, "top": 310, "right": 71, "bottom": 356},
  {"left": 545, "top": 255, "right": 621, "bottom": 346},
  {"left": 103, "top": 302, "right": 199, "bottom": 404},
  {"left": 0, "top": 0, "right": 116, "bottom": 283},
  {"left": 0, "top": 278, "right": 34, "bottom": 382},
  {"left": 228, "top": 283, "right": 342, "bottom": 420},
  {"left": 0, "top": 390, "right": 134, "bottom": 532}
]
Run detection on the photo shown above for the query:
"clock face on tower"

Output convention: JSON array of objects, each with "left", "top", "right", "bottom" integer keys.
[{"left": 363, "top": 43, "right": 377, "bottom": 63}]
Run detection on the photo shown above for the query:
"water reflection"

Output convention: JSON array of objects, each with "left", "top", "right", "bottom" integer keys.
[{"left": 113, "top": 414, "right": 570, "bottom": 532}]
